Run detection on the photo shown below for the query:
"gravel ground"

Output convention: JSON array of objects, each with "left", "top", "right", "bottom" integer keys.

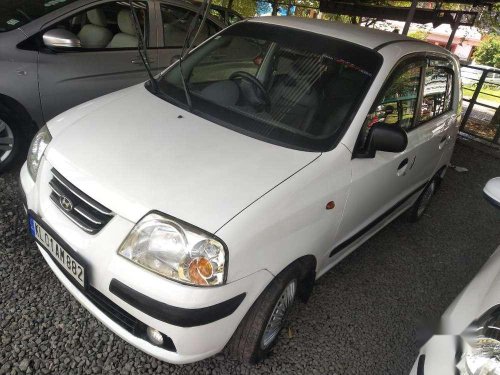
[{"left": 1, "top": 141, "right": 500, "bottom": 375}]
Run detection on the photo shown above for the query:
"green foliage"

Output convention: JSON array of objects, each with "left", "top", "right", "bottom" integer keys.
[
  {"left": 474, "top": 36, "right": 500, "bottom": 68},
  {"left": 230, "top": 0, "right": 257, "bottom": 17},
  {"left": 408, "top": 30, "right": 429, "bottom": 41}
]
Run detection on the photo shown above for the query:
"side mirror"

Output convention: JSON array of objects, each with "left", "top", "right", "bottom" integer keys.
[
  {"left": 484, "top": 178, "right": 500, "bottom": 208},
  {"left": 356, "top": 123, "right": 408, "bottom": 158},
  {"left": 43, "top": 29, "right": 81, "bottom": 49}
]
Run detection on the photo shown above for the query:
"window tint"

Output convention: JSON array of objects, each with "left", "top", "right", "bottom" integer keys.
[
  {"left": 161, "top": 4, "right": 218, "bottom": 48},
  {"left": 419, "top": 63, "right": 453, "bottom": 122},
  {"left": 0, "top": 0, "right": 80, "bottom": 32},
  {"left": 46, "top": 1, "right": 148, "bottom": 49}
]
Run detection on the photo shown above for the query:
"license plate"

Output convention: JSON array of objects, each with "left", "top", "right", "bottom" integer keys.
[{"left": 29, "top": 215, "right": 86, "bottom": 288}]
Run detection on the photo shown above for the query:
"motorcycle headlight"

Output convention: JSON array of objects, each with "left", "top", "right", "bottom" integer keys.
[
  {"left": 457, "top": 307, "right": 500, "bottom": 375},
  {"left": 118, "top": 212, "right": 227, "bottom": 286},
  {"left": 27, "top": 125, "right": 52, "bottom": 181}
]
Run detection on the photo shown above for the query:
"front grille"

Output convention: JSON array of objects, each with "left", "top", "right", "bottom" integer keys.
[
  {"left": 49, "top": 169, "right": 114, "bottom": 234},
  {"left": 86, "top": 286, "right": 176, "bottom": 352}
]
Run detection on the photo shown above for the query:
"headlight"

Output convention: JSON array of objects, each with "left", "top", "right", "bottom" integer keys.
[
  {"left": 457, "top": 307, "right": 500, "bottom": 375},
  {"left": 118, "top": 212, "right": 227, "bottom": 286},
  {"left": 27, "top": 125, "right": 52, "bottom": 181}
]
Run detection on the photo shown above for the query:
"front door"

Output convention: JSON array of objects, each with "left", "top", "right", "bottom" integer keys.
[
  {"left": 332, "top": 58, "right": 426, "bottom": 256},
  {"left": 406, "top": 57, "right": 457, "bottom": 190},
  {"left": 37, "top": 0, "right": 158, "bottom": 122}
]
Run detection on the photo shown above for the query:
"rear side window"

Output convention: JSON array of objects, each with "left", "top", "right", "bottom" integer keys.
[
  {"left": 0, "top": 0, "right": 80, "bottom": 32},
  {"left": 419, "top": 61, "right": 453, "bottom": 123}
]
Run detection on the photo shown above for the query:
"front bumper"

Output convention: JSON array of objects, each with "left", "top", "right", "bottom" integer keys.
[{"left": 20, "top": 161, "right": 274, "bottom": 364}]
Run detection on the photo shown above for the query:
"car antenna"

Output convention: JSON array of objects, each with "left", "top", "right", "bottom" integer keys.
[
  {"left": 128, "top": 0, "right": 159, "bottom": 93},
  {"left": 178, "top": 0, "right": 212, "bottom": 111}
]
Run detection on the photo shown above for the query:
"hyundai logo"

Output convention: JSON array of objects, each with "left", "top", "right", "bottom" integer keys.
[{"left": 60, "top": 196, "right": 74, "bottom": 212}]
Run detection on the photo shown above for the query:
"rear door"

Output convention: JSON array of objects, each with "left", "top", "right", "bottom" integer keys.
[
  {"left": 37, "top": 0, "right": 158, "bottom": 122},
  {"left": 156, "top": 0, "right": 223, "bottom": 72}
]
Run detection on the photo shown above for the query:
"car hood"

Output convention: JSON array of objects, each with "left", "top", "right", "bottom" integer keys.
[{"left": 45, "top": 85, "right": 320, "bottom": 233}]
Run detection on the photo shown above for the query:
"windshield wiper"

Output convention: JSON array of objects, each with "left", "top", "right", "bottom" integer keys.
[
  {"left": 128, "top": 0, "right": 159, "bottom": 93},
  {"left": 178, "top": 0, "right": 212, "bottom": 111}
]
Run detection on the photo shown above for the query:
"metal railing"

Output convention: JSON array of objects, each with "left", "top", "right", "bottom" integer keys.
[{"left": 460, "top": 64, "right": 500, "bottom": 145}]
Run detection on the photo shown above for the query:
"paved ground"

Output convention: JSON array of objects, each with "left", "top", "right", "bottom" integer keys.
[{"left": 1, "top": 141, "right": 499, "bottom": 375}]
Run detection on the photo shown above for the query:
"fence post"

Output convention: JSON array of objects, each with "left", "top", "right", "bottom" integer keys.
[
  {"left": 460, "top": 69, "right": 488, "bottom": 131},
  {"left": 492, "top": 106, "right": 500, "bottom": 144}
]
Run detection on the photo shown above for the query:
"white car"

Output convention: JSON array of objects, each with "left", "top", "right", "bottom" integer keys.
[
  {"left": 19, "top": 17, "right": 461, "bottom": 364},
  {"left": 410, "top": 178, "right": 500, "bottom": 375}
]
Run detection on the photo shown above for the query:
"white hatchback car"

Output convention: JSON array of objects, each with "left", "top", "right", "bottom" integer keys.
[{"left": 20, "top": 17, "right": 461, "bottom": 364}]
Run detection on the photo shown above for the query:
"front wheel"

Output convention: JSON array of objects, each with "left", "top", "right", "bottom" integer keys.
[
  {"left": 0, "top": 110, "right": 25, "bottom": 174},
  {"left": 227, "top": 265, "right": 299, "bottom": 363}
]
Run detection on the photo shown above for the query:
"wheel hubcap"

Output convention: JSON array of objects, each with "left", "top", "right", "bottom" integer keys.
[
  {"left": 0, "top": 120, "right": 14, "bottom": 163},
  {"left": 261, "top": 279, "right": 297, "bottom": 350},
  {"left": 417, "top": 181, "right": 435, "bottom": 217}
]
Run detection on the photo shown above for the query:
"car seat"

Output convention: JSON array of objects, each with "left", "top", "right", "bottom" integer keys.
[
  {"left": 106, "top": 10, "right": 139, "bottom": 48},
  {"left": 78, "top": 9, "right": 113, "bottom": 48}
]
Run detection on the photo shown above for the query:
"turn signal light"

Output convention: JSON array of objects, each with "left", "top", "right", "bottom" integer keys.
[{"left": 188, "top": 258, "right": 214, "bottom": 285}]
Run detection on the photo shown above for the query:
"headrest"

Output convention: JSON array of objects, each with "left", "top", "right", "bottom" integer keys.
[
  {"left": 117, "top": 9, "right": 136, "bottom": 36},
  {"left": 87, "top": 8, "right": 107, "bottom": 27}
]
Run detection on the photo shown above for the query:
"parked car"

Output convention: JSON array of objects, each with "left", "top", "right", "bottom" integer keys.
[
  {"left": 20, "top": 17, "right": 462, "bottom": 364},
  {"left": 0, "top": 0, "right": 226, "bottom": 173},
  {"left": 410, "top": 178, "right": 500, "bottom": 375}
]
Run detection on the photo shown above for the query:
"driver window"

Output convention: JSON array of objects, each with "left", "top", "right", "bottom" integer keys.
[
  {"left": 46, "top": 1, "right": 148, "bottom": 49},
  {"left": 359, "top": 61, "right": 422, "bottom": 149}
]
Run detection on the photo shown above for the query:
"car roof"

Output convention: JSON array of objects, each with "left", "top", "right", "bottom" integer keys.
[{"left": 247, "top": 16, "right": 448, "bottom": 53}]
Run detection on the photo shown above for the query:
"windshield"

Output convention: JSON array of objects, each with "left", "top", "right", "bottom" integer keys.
[
  {"left": 156, "top": 22, "right": 383, "bottom": 151},
  {"left": 0, "top": 0, "right": 79, "bottom": 32}
]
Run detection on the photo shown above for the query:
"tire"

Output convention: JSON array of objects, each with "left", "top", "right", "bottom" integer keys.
[
  {"left": 0, "top": 103, "right": 27, "bottom": 173},
  {"left": 227, "top": 264, "right": 299, "bottom": 363},
  {"left": 407, "top": 178, "right": 437, "bottom": 222}
]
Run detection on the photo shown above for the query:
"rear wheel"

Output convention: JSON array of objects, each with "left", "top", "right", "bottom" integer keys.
[
  {"left": 408, "top": 178, "right": 436, "bottom": 222},
  {"left": 227, "top": 264, "right": 299, "bottom": 363}
]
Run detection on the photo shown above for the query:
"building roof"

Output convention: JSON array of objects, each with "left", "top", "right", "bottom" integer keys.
[{"left": 249, "top": 16, "right": 426, "bottom": 50}]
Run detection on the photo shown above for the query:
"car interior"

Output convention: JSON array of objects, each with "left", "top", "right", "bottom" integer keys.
[{"left": 49, "top": 2, "right": 147, "bottom": 49}]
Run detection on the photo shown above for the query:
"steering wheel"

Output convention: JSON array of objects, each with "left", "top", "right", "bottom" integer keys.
[{"left": 229, "top": 71, "right": 271, "bottom": 110}]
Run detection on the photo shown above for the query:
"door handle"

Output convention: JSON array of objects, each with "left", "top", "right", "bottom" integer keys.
[
  {"left": 397, "top": 158, "right": 409, "bottom": 176},
  {"left": 439, "top": 134, "right": 451, "bottom": 150},
  {"left": 131, "top": 57, "right": 155, "bottom": 65}
]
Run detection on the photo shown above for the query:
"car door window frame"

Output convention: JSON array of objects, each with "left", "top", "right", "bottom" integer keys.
[
  {"left": 354, "top": 53, "right": 426, "bottom": 156},
  {"left": 35, "top": 0, "right": 156, "bottom": 53},
  {"left": 415, "top": 55, "right": 455, "bottom": 128}
]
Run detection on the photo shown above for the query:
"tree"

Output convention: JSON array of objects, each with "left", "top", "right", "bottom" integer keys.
[{"left": 473, "top": 36, "right": 500, "bottom": 68}]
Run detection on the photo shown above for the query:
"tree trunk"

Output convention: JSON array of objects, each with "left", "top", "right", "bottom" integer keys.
[{"left": 272, "top": 0, "right": 279, "bottom": 16}]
